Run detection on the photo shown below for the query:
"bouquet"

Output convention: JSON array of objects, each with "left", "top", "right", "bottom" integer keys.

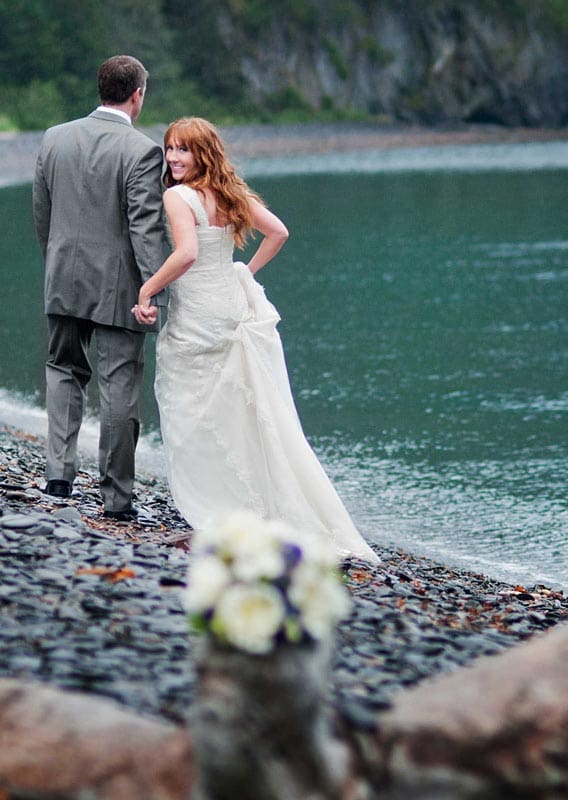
[{"left": 182, "top": 510, "right": 351, "bottom": 655}]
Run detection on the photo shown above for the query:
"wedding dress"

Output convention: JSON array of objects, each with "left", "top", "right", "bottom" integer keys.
[{"left": 155, "top": 185, "right": 378, "bottom": 563}]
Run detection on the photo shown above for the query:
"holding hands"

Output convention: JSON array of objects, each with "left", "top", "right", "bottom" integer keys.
[{"left": 132, "top": 291, "right": 158, "bottom": 325}]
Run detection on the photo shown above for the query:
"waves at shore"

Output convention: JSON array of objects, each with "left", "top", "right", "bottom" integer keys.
[
  {"left": 3, "top": 387, "right": 567, "bottom": 593},
  {"left": 0, "top": 388, "right": 166, "bottom": 481}
]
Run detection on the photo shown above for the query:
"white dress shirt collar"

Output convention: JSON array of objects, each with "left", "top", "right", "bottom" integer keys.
[{"left": 96, "top": 105, "right": 132, "bottom": 125}]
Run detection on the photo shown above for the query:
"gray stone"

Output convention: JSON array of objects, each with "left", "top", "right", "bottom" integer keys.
[
  {"left": 52, "top": 525, "right": 84, "bottom": 540},
  {"left": 27, "top": 520, "right": 56, "bottom": 535},
  {"left": 56, "top": 603, "right": 86, "bottom": 622},
  {"left": 53, "top": 506, "right": 83, "bottom": 524},
  {"left": 1, "top": 513, "right": 39, "bottom": 528}
]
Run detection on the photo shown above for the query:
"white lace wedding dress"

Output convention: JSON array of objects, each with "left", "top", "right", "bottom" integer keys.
[{"left": 155, "top": 185, "right": 378, "bottom": 562}]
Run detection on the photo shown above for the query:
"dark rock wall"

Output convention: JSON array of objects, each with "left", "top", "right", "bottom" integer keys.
[{"left": 219, "top": 1, "right": 568, "bottom": 127}]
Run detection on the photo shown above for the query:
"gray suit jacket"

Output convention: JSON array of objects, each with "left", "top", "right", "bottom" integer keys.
[{"left": 33, "top": 109, "right": 168, "bottom": 333}]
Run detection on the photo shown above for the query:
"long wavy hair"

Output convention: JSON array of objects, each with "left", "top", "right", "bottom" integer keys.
[{"left": 163, "top": 117, "right": 262, "bottom": 248}]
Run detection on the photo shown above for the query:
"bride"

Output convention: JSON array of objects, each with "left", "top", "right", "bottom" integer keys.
[{"left": 133, "top": 117, "right": 378, "bottom": 563}]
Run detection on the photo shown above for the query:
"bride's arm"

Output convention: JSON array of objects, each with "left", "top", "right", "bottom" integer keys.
[
  {"left": 245, "top": 198, "right": 289, "bottom": 275},
  {"left": 133, "top": 189, "right": 198, "bottom": 324}
]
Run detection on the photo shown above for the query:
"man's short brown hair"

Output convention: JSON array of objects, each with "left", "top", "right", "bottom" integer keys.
[{"left": 98, "top": 55, "right": 148, "bottom": 105}]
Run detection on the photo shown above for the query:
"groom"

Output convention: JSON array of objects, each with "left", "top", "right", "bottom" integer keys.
[{"left": 33, "top": 55, "right": 167, "bottom": 521}]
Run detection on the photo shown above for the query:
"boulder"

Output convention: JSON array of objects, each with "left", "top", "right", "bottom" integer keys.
[
  {"left": 0, "top": 679, "right": 194, "bottom": 800},
  {"left": 372, "top": 623, "right": 568, "bottom": 798}
]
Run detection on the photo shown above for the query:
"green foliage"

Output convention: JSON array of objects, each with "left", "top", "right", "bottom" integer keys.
[
  {"left": 51, "top": 0, "right": 108, "bottom": 77},
  {"left": 322, "top": 36, "right": 349, "bottom": 80},
  {"left": 0, "top": 114, "right": 17, "bottom": 132},
  {"left": 142, "top": 79, "right": 240, "bottom": 126},
  {"left": 162, "top": 0, "right": 245, "bottom": 103},
  {"left": 542, "top": 0, "right": 568, "bottom": 29},
  {"left": 286, "top": 0, "right": 318, "bottom": 29},
  {"left": 403, "top": 89, "right": 428, "bottom": 113},
  {"left": 1, "top": 0, "right": 566, "bottom": 131},
  {"left": 264, "top": 86, "right": 311, "bottom": 116},
  {"left": 476, "top": 0, "right": 531, "bottom": 19},
  {"left": 324, "top": 0, "right": 365, "bottom": 26},
  {"left": 0, "top": 0, "right": 113, "bottom": 127},
  {"left": 320, "top": 95, "right": 336, "bottom": 113},
  {"left": 231, "top": 0, "right": 319, "bottom": 35},
  {"left": 237, "top": 0, "right": 274, "bottom": 35},
  {"left": 0, "top": 80, "right": 67, "bottom": 130},
  {"left": 476, "top": 0, "right": 568, "bottom": 29},
  {"left": 359, "top": 35, "right": 395, "bottom": 66},
  {"left": 0, "top": 0, "right": 65, "bottom": 84}
]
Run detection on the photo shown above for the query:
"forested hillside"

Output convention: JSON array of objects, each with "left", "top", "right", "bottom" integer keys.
[{"left": 1, "top": 0, "right": 567, "bottom": 131}]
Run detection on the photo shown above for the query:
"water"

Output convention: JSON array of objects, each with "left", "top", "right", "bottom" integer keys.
[{"left": 1, "top": 141, "right": 567, "bottom": 590}]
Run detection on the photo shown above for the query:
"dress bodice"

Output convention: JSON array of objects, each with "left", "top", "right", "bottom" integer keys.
[
  {"left": 169, "top": 184, "right": 235, "bottom": 270},
  {"left": 166, "top": 184, "right": 247, "bottom": 328}
]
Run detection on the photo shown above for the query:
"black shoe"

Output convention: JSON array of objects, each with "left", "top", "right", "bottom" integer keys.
[
  {"left": 45, "top": 480, "right": 72, "bottom": 498},
  {"left": 103, "top": 506, "right": 139, "bottom": 522}
]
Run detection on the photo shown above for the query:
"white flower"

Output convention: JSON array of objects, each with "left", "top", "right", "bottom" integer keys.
[
  {"left": 219, "top": 510, "right": 271, "bottom": 557},
  {"left": 182, "top": 510, "right": 350, "bottom": 654},
  {"left": 213, "top": 583, "right": 285, "bottom": 654},
  {"left": 198, "top": 510, "right": 286, "bottom": 582},
  {"left": 183, "top": 555, "right": 231, "bottom": 614},
  {"left": 232, "top": 546, "right": 284, "bottom": 582},
  {"left": 196, "top": 510, "right": 266, "bottom": 555},
  {"left": 289, "top": 562, "right": 351, "bottom": 640}
]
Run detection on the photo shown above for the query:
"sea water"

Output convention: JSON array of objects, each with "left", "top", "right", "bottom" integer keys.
[{"left": 1, "top": 140, "right": 567, "bottom": 589}]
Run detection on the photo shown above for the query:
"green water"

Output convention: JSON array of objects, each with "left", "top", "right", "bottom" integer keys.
[{"left": 1, "top": 166, "right": 567, "bottom": 588}]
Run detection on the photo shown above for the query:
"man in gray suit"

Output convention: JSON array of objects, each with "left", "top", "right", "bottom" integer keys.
[{"left": 33, "top": 54, "right": 167, "bottom": 521}]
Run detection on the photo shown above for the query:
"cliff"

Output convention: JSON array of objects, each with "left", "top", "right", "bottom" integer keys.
[
  {"left": 212, "top": 0, "right": 568, "bottom": 127},
  {"left": 2, "top": 1, "right": 567, "bottom": 131}
]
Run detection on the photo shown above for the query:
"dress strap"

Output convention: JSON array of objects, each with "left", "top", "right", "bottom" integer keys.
[{"left": 169, "top": 185, "right": 209, "bottom": 227}]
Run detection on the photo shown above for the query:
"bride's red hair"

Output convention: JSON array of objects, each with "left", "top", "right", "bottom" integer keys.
[{"left": 163, "top": 117, "right": 262, "bottom": 248}]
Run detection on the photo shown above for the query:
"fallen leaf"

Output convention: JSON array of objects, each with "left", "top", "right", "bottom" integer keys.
[
  {"left": 108, "top": 567, "right": 136, "bottom": 582},
  {"left": 349, "top": 568, "right": 374, "bottom": 583},
  {"left": 75, "top": 565, "right": 136, "bottom": 582}
]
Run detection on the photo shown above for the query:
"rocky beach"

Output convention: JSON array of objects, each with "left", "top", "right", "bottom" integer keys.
[
  {"left": 1, "top": 422, "right": 566, "bottom": 733},
  {"left": 1, "top": 121, "right": 568, "bottom": 797}
]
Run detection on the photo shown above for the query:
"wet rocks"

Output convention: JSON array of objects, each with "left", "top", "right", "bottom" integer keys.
[
  {"left": 0, "top": 476, "right": 197, "bottom": 723},
  {"left": 334, "top": 550, "right": 567, "bottom": 733},
  {"left": 1, "top": 422, "right": 567, "bottom": 739}
]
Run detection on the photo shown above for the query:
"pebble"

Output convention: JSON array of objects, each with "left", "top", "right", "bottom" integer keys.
[{"left": 1, "top": 425, "right": 567, "bottom": 730}]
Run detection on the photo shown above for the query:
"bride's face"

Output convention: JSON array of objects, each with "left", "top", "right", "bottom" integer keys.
[{"left": 165, "top": 138, "right": 195, "bottom": 182}]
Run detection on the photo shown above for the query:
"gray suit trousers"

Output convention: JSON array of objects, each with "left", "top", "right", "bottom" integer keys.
[{"left": 45, "top": 315, "right": 145, "bottom": 512}]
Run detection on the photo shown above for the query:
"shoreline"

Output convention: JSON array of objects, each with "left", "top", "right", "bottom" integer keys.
[
  {"left": 1, "top": 422, "right": 566, "bottom": 731},
  {"left": 1, "top": 120, "right": 568, "bottom": 187},
  {"left": 2, "top": 123, "right": 567, "bottom": 730},
  {"left": 220, "top": 120, "right": 568, "bottom": 156}
]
